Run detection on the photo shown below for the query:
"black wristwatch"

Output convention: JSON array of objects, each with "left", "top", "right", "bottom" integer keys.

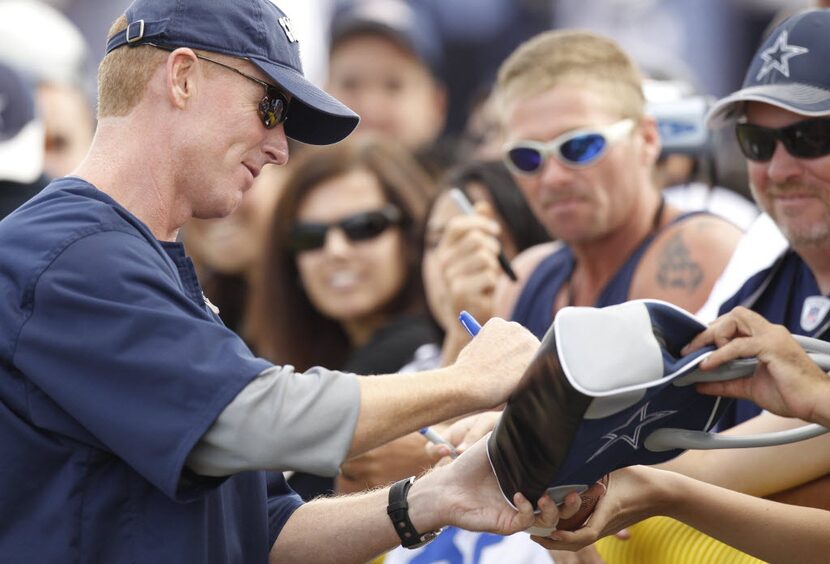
[{"left": 387, "top": 476, "right": 441, "bottom": 549}]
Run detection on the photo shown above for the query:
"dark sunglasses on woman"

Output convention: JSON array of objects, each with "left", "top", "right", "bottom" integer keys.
[
  {"left": 503, "top": 118, "right": 635, "bottom": 176},
  {"left": 735, "top": 118, "right": 830, "bottom": 162},
  {"left": 289, "top": 205, "right": 403, "bottom": 253}
]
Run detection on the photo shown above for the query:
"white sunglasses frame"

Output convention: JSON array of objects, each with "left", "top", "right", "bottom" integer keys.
[{"left": 503, "top": 118, "right": 636, "bottom": 176}]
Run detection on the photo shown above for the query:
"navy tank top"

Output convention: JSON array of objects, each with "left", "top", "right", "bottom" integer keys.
[{"left": 511, "top": 211, "right": 703, "bottom": 339}]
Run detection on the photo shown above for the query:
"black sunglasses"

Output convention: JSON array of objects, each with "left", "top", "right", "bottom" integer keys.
[
  {"left": 289, "top": 205, "right": 403, "bottom": 253},
  {"left": 148, "top": 44, "right": 288, "bottom": 129},
  {"left": 735, "top": 118, "right": 830, "bottom": 162}
]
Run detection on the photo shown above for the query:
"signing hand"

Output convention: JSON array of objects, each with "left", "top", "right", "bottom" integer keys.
[{"left": 451, "top": 318, "right": 539, "bottom": 409}]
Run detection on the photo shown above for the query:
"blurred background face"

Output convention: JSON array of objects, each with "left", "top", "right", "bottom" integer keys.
[
  {"left": 185, "top": 164, "right": 286, "bottom": 276},
  {"left": 38, "top": 83, "right": 94, "bottom": 178},
  {"left": 294, "top": 167, "right": 408, "bottom": 330},
  {"left": 327, "top": 34, "right": 445, "bottom": 151},
  {"left": 422, "top": 191, "right": 460, "bottom": 330}
]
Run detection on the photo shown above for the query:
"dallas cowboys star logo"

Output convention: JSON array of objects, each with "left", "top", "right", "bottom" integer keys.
[
  {"left": 586, "top": 402, "right": 676, "bottom": 463},
  {"left": 756, "top": 30, "right": 809, "bottom": 81}
]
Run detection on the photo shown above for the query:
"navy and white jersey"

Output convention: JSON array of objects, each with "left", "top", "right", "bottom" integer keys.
[
  {"left": 716, "top": 249, "right": 830, "bottom": 430},
  {"left": 512, "top": 212, "right": 701, "bottom": 338},
  {"left": 0, "top": 178, "right": 302, "bottom": 562}
]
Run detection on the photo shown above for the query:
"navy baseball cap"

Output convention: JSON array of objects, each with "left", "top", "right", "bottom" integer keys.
[
  {"left": 0, "top": 62, "right": 43, "bottom": 183},
  {"left": 707, "top": 9, "right": 830, "bottom": 128},
  {"left": 106, "top": 0, "right": 359, "bottom": 145}
]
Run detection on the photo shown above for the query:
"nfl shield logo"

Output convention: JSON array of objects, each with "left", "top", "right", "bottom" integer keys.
[{"left": 801, "top": 296, "right": 830, "bottom": 332}]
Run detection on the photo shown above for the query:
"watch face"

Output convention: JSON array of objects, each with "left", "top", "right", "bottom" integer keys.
[{"left": 405, "top": 528, "right": 441, "bottom": 550}]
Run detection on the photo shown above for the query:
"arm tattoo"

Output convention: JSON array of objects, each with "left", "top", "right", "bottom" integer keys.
[{"left": 656, "top": 232, "right": 703, "bottom": 292}]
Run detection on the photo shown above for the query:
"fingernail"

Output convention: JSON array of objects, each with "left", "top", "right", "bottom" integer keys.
[{"left": 551, "top": 533, "right": 563, "bottom": 541}]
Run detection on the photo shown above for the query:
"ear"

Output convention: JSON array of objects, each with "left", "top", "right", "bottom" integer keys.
[
  {"left": 637, "top": 114, "right": 662, "bottom": 167},
  {"left": 164, "top": 48, "right": 200, "bottom": 110}
]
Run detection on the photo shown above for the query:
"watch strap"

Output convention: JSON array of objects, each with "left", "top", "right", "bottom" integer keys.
[{"left": 387, "top": 476, "right": 440, "bottom": 549}]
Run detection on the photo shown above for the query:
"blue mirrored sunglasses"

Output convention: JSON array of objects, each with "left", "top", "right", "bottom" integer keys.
[{"left": 503, "top": 119, "right": 635, "bottom": 176}]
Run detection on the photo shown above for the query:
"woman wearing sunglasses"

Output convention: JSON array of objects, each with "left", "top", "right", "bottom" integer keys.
[{"left": 248, "top": 136, "right": 439, "bottom": 502}]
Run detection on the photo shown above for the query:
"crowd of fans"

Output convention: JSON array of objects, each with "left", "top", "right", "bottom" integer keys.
[{"left": 4, "top": 0, "right": 830, "bottom": 562}]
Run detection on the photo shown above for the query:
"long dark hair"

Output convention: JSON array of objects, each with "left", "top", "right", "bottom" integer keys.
[{"left": 249, "top": 136, "right": 436, "bottom": 370}]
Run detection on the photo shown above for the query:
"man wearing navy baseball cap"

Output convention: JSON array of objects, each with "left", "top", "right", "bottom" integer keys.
[
  {"left": 696, "top": 7, "right": 830, "bottom": 428},
  {"left": 0, "top": 1, "right": 572, "bottom": 562}
]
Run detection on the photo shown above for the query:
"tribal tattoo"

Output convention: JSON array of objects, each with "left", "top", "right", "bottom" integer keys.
[{"left": 656, "top": 232, "right": 703, "bottom": 291}]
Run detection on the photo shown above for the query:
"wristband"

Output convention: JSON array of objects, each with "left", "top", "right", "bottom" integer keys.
[{"left": 387, "top": 476, "right": 441, "bottom": 549}]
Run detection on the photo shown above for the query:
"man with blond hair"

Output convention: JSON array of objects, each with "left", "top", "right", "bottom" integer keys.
[
  {"left": 0, "top": 1, "right": 573, "bottom": 562},
  {"left": 485, "top": 30, "right": 741, "bottom": 330}
]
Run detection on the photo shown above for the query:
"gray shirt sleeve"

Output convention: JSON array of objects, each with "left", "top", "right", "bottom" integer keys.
[{"left": 186, "top": 365, "right": 361, "bottom": 477}]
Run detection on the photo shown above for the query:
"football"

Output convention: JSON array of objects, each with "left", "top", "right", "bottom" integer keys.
[{"left": 555, "top": 475, "right": 608, "bottom": 532}]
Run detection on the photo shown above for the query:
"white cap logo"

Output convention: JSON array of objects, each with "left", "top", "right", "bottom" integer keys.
[
  {"left": 278, "top": 16, "right": 298, "bottom": 43},
  {"left": 756, "top": 30, "right": 808, "bottom": 81}
]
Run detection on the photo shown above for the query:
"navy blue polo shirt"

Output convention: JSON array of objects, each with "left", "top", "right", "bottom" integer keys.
[{"left": 0, "top": 178, "right": 302, "bottom": 562}]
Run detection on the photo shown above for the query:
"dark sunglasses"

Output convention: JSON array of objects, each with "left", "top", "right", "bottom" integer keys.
[
  {"left": 503, "top": 119, "right": 635, "bottom": 175},
  {"left": 289, "top": 205, "right": 403, "bottom": 253},
  {"left": 735, "top": 118, "right": 830, "bottom": 162},
  {"left": 148, "top": 44, "right": 288, "bottom": 129}
]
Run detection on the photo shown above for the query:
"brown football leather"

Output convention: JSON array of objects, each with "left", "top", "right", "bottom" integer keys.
[{"left": 555, "top": 474, "right": 609, "bottom": 532}]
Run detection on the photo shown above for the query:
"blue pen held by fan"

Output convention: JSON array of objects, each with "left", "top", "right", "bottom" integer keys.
[
  {"left": 419, "top": 427, "right": 459, "bottom": 459},
  {"left": 448, "top": 188, "right": 518, "bottom": 282},
  {"left": 418, "top": 311, "right": 482, "bottom": 459}
]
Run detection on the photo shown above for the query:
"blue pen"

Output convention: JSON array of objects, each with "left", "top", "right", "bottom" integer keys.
[
  {"left": 418, "top": 311, "right": 482, "bottom": 459},
  {"left": 418, "top": 310, "right": 481, "bottom": 458},
  {"left": 458, "top": 310, "right": 482, "bottom": 337},
  {"left": 419, "top": 427, "right": 459, "bottom": 459}
]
